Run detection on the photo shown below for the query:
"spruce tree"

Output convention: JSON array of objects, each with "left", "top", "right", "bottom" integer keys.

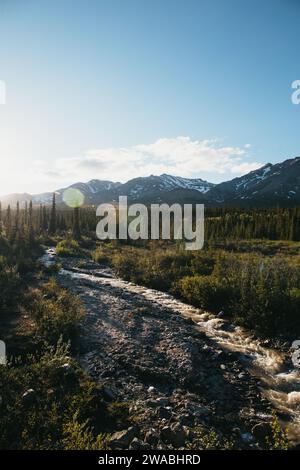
[
  {"left": 49, "top": 193, "right": 56, "bottom": 235},
  {"left": 28, "top": 200, "right": 34, "bottom": 244},
  {"left": 72, "top": 207, "right": 81, "bottom": 240},
  {"left": 6, "top": 205, "right": 12, "bottom": 240}
]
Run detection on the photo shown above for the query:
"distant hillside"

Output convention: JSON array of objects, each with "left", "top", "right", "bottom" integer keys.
[{"left": 2, "top": 157, "right": 300, "bottom": 208}]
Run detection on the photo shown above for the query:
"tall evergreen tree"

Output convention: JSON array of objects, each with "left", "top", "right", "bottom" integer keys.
[
  {"left": 6, "top": 205, "right": 12, "bottom": 239},
  {"left": 28, "top": 200, "right": 34, "bottom": 244},
  {"left": 12, "top": 201, "right": 20, "bottom": 240},
  {"left": 72, "top": 207, "right": 81, "bottom": 240},
  {"left": 49, "top": 193, "right": 56, "bottom": 235}
]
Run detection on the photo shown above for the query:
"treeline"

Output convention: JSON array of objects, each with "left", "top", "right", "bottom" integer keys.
[
  {"left": 1, "top": 197, "right": 300, "bottom": 243},
  {"left": 0, "top": 194, "right": 96, "bottom": 242},
  {"left": 205, "top": 207, "right": 300, "bottom": 241}
]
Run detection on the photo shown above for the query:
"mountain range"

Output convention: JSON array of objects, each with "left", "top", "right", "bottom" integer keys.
[{"left": 2, "top": 156, "right": 300, "bottom": 208}]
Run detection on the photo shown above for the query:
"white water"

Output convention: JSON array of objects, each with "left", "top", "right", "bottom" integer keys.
[{"left": 41, "top": 248, "right": 300, "bottom": 444}]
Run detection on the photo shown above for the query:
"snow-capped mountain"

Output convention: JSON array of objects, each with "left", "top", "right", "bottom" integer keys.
[
  {"left": 208, "top": 157, "right": 300, "bottom": 206},
  {"left": 1, "top": 174, "right": 213, "bottom": 207},
  {"left": 156, "top": 174, "right": 214, "bottom": 193},
  {"left": 31, "top": 180, "right": 122, "bottom": 205},
  {"left": 114, "top": 174, "right": 215, "bottom": 200},
  {"left": 2, "top": 157, "right": 300, "bottom": 207}
]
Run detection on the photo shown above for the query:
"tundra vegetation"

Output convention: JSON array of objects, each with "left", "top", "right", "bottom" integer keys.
[{"left": 0, "top": 198, "right": 298, "bottom": 449}]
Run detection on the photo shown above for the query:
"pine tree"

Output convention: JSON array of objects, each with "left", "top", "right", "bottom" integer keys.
[
  {"left": 12, "top": 201, "right": 20, "bottom": 240},
  {"left": 6, "top": 205, "right": 11, "bottom": 239},
  {"left": 49, "top": 193, "right": 56, "bottom": 234},
  {"left": 42, "top": 206, "right": 48, "bottom": 232},
  {"left": 72, "top": 207, "right": 81, "bottom": 240},
  {"left": 24, "top": 201, "right": 28, "bottom": 227},
  {"left": 28, "top": 200, "right": 34, "bottom": 244}
]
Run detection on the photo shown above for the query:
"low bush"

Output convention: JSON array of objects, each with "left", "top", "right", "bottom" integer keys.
[
  {"left": 56, "top": 239, "right": 81, "bottom": 257},
  {"left": 176, "top": 254, "right": 300, "bottom": 337},
  {"left": 0, "top": 257, "right": 21, "bottom": 315},
  {"left": 28, "top": 279, "right": 85, "bottom": 344},
  {"left": 0, "top": 342, "right": 111, "bottom": 450},
  {"left": 266, "top": 414, "right": 289, "bottom": 450},
  {"left": 92, "top": 247, "right": 110, "bottom": 265},
  {"left": 187, "top": 426, "right": 234, "bottom": 450},
  {"left": 175, "top": 274, "right": 234, "bottom": 312},
  {"left": 94, "top": 241, "right": 300, "bottom": 338}
]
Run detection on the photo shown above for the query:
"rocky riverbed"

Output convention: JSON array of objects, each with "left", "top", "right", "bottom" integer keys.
[{"left": 39, "top": 248, "right": 291, "bottom": 450}]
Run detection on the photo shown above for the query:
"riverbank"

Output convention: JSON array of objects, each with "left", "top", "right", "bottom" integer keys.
[{"left": 41, "top": 247, "right": 297, "bottom": 450}]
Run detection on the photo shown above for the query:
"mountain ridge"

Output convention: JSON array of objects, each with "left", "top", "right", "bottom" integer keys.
[{"left": 2, "top": 156, "right": 300, "bottom": 208}]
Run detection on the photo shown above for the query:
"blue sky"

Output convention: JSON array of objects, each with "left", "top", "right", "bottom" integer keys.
[{"left": 0, "top": 0, "right": 299, "bottom": 194}]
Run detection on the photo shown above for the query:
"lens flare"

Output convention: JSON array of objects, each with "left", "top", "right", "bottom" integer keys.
[{"left": 62, "top": 188, "right": 85, "bottom": 208}]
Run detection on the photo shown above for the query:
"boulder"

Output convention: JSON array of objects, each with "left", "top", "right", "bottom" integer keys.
[
  {"left": 156, "top": 406, "right": 171, "bottom": 420},
  {"left": 170, "top": 423, "right": 186, "bottom": 447},
  {"left": 161, "top": 424, "right": 185, "bottom": 448},
  {"left": 160, "top": 426, "right": 173, "bottom": 444},
  {"left": 178, "top": 414, "right": 194, "bottom": 426},
  {"left": 156, "top": 397, "right": 169, "bottom": 406},
  {"left": 129, "top": 438, "right": 150, "bottom": 450},
  {"left": 110, "top": 427, "right": 136, "bottom": 449},
  {"left": 191, "top": 404, "right": 210, "bottom": 417},
  {"left": 144, "top": 429, "right": 159, "bottom": 446}
]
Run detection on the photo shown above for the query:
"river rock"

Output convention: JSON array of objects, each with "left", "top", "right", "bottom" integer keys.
[
  {"left": 129, "top": 438, "right": 150, "bottom": 450},
  {"left": 156, "top": 397, "right": 169, "bottom": 406},
  {"left": 144, "top": 429, "right": 159, "bottom": 445},
  {"left": 156, "top": 406, "right": 172, "bottom": 420},
  {"left": 178, "top": 413, "right": 194, "bottom": 426},
  {"left": 110, "top": 427, "right": 136, "bottom": 449},
  {"left": 161, "top": 424, "right": 185, "bottom": 447}
]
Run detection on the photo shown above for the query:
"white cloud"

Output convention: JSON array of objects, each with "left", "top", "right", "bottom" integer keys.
[
  {"left": 32, "top": 136, "right": 262, "bottom": 191},
  {"left": 0, "top": 136, "right": 263, "bottom": 195}
]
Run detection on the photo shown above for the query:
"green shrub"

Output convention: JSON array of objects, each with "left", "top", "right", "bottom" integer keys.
[
  {"left": 266, "top": 414, "right": 289, "bottom": 450},
  {"left": 0, "top": 342, "right": 111, "bottom": 450},
  {"left": 92, "top": 247, "right": 110, "bottom": 265},
  {"left": 56, "top": 239, "right": 80, "bottom": 257},
  {"left": 0, "top": 257, "right": 21, "bottom": 315},
  {"left": 99, "top": 242, "right": 300, "bottom": 338},
  {"left": 62, "top": 415, "right": 110, "bottom": 450},
  {"left": 176, "top": 274, "right": 234, "bottom": 312},
  {"left": 29, "top": 279, "right": 84, "bottom": 344},
  {"left": 187, "top": 426, "right": 234, "bottom": 450}
]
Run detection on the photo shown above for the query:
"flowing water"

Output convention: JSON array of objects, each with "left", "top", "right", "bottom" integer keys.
[{"left": 41, "top": 248, "right": 300, "bottom": 443}]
